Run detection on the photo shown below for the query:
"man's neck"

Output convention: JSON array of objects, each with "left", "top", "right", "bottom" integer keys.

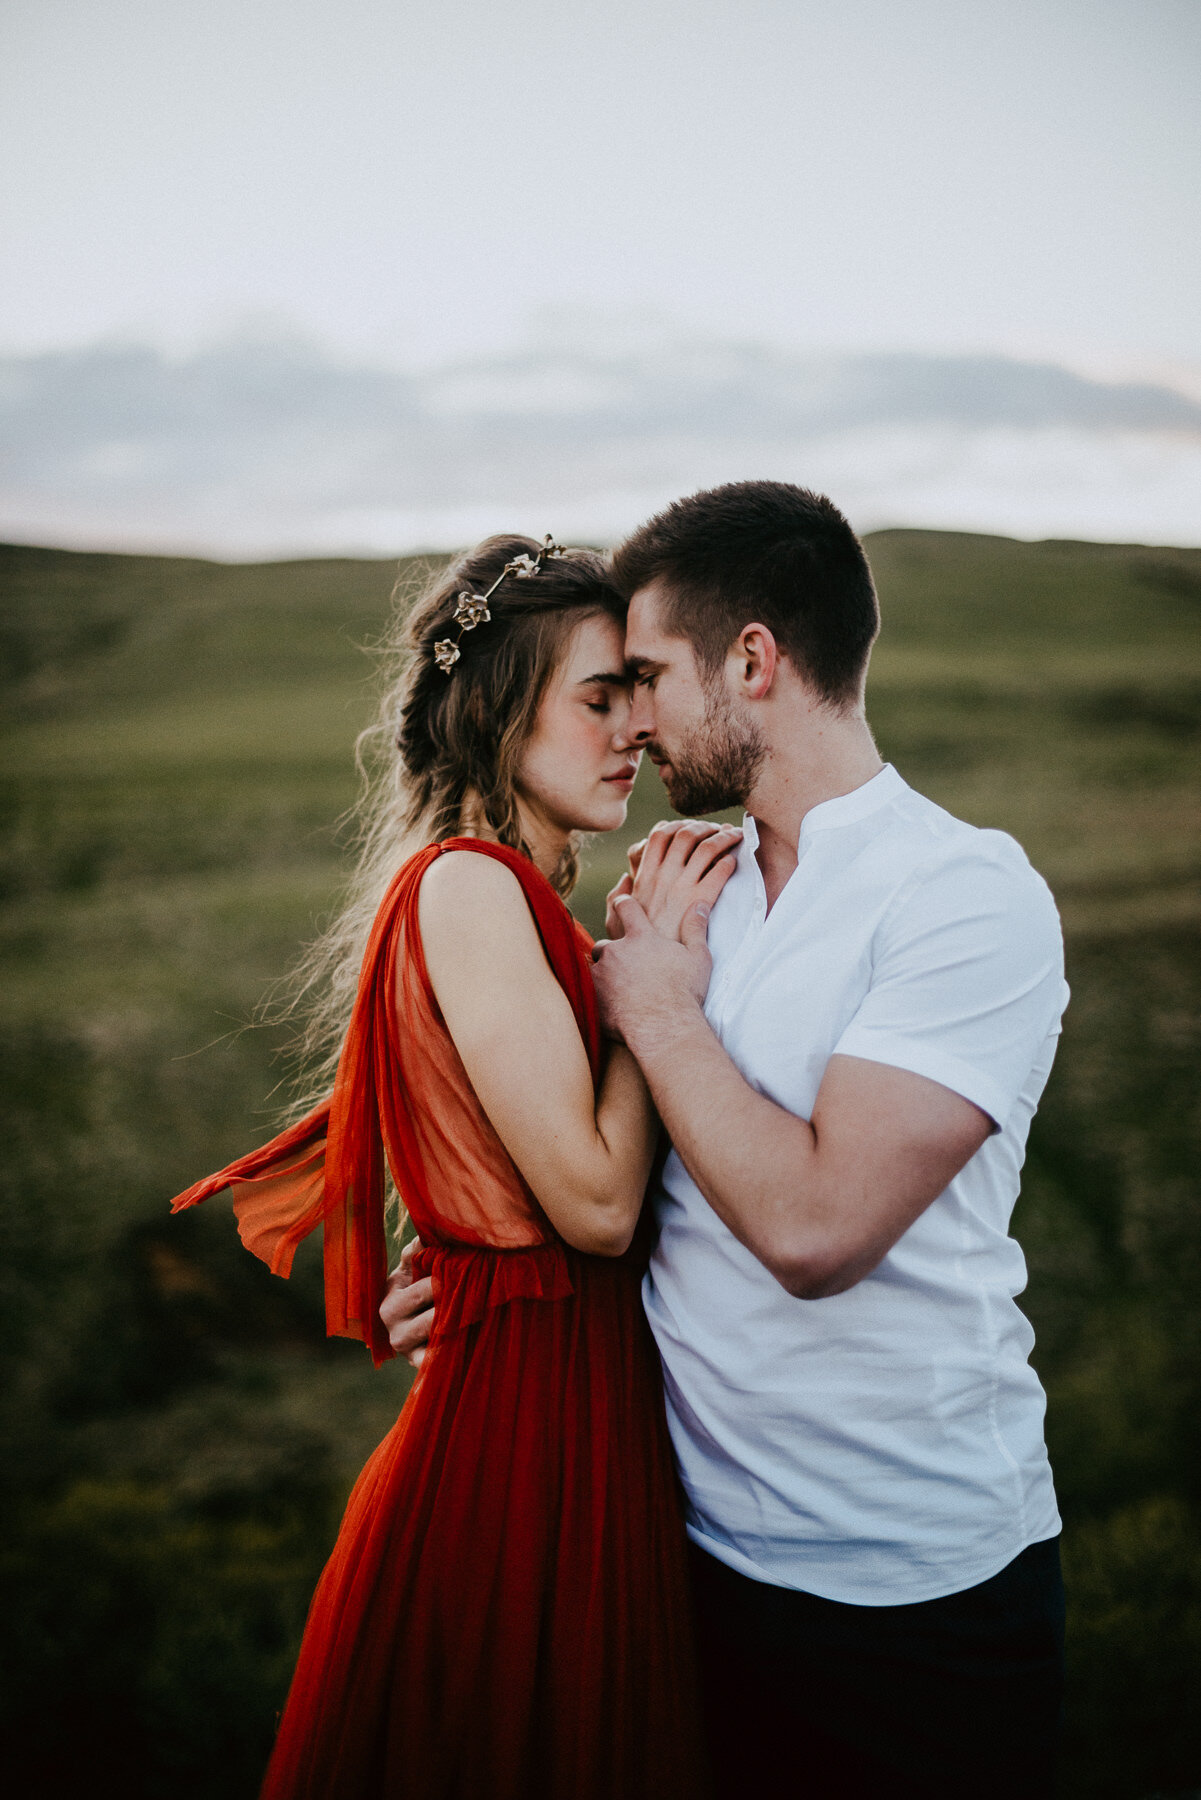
[{"left": 747, "top": 713, "right": 884, "bottom": 912}]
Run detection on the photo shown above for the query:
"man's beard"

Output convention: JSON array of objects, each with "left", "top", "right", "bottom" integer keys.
[{"left": 654, "top": 692, "right": 766, "bottom": 816}]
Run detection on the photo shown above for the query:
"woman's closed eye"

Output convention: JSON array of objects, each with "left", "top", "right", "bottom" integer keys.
[{"left": 581, "top": 677, "right": 633, "bottom": 716}]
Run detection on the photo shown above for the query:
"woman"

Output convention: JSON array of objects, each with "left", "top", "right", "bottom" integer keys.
[{"left": 170, "top": 536, "right": 741, "bottom": 1800}]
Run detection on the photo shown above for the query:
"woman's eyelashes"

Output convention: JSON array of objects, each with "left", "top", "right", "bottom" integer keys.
[{"left": 584, "top": 685, "right": 632, "bottom": 716}]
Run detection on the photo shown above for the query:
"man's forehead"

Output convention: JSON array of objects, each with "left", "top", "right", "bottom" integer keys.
[{"left": 624, "top": 579, "right": 685, "bottom": 660}]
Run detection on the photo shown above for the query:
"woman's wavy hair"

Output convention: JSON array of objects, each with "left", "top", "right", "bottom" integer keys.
[{"left": 278, "top": 535, "right": 626, "bottom": 1111}]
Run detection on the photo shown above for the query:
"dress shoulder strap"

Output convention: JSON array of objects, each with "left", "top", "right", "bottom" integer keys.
[{"left": 430, "top": 838, "right": 601, "bottom": 1080}]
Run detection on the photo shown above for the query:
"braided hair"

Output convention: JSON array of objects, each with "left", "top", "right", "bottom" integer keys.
[{"left": 276, "top": 536, "right": 626, "bottom": 1112}]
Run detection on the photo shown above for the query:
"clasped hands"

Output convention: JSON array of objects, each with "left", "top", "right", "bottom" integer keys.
[
  {"left": 591, "top": 817, "right": 742, "bottom": 1051},
  {"left": 380, "top": 819, "right": 742, "bottom": 1365}
]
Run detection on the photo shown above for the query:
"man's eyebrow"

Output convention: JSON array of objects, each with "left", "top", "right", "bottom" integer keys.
[{"left": 624, "top": 655, "right": 664, "bottom": 678}]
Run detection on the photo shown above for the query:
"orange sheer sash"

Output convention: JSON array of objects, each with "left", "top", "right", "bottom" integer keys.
[{"left": 169, "top": 840, "right": 601, "bottom": 1365}]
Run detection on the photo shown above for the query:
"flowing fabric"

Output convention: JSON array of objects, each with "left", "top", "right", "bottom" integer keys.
[{"left": 170, "top": 839, "right": 709, "bottom": 1799}]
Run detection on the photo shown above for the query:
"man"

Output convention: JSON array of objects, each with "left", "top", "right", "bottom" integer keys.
[{"left": 385, "top": 481, "right": 1068, "bottom": 1798}]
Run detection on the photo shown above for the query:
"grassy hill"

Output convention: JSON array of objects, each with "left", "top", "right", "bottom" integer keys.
[{"left": 2, "top": 532, "right": 1199, "bottom": 1797}]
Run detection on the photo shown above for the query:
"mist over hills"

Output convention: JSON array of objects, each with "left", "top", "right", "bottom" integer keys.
[{"left": 3, "top": 333, "right": 1200, "bottom": 556}]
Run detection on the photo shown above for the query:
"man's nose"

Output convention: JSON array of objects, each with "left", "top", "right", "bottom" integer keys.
[
  {"left": 623, "top": 689, "right": 655, "bottom": 745},
  {"left": 610, "top": 708, "right": 644, "bottom": 753}
]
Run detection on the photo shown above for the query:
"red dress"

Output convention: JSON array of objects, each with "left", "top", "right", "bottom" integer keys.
[{"left": 170, "top": 839, "right": 709, "bottom": 1800}]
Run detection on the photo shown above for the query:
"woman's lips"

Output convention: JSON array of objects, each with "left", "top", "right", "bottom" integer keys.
[{"left": 602, "top": 767, "right": 638, "bottom": 789}]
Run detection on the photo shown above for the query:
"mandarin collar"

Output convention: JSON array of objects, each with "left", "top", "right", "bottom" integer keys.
[{"left": 740, "top": 763, "right": 906, "bottom": 856}]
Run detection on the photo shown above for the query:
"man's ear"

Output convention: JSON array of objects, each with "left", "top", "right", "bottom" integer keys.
[{"left": 732, "top": 623, "right": 779, "bottom": 700}]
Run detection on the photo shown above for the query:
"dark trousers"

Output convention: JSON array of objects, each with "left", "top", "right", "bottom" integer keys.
[{"left": 689, "top": 1535, "right": 1065, "bottom": 1799}]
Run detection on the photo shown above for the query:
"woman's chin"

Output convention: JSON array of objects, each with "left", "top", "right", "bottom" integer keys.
[{"left": 573, "top": 794, "right": 631, "bottom": 834}]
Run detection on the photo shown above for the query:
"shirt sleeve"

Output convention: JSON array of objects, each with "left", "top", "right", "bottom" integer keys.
[{"left": 832, "top": 837, "right": 1068, "bottom": 1129}]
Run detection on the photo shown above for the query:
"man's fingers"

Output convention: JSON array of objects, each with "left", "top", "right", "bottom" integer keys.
[
  {"left": 380, "top": 1273, "right": 433, "bottom": 1324},
  {"left": 380, "top": 1268, "right": 436, "bottom": 1360},
  {"left": 385, "top": 1234, "right": 424, "bottom": 1292},
  {"left": 387, "top": 1318, "right": 433, "bottom": 1362},
  {"left": 397, "top": 1237, "right": 419, "bottom": 1280}
]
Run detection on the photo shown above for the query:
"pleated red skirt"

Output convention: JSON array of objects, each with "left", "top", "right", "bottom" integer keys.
[{"left": 262, "top": 1242, "right": 708, "bottom": 1799}]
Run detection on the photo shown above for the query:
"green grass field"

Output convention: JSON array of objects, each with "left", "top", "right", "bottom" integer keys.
[{"left": 2, "top": 532, "right": 1199, "bottom": 1797}]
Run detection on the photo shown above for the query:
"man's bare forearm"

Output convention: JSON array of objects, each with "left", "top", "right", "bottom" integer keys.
[
  {"left": 622, "top": 998, "right": 833, "bottom": 1296},
  {"left": 593, "top": 896, "right": 988, "bottom": 1297}
]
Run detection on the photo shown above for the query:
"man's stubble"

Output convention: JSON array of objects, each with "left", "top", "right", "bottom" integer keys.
[{"left": 654, "top": 685, "right": 766, "bottom": 817}]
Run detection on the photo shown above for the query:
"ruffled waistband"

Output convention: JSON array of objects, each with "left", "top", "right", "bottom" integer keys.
[{"left": 411, "top": 1239, "right": 575, "bottom": 1337}]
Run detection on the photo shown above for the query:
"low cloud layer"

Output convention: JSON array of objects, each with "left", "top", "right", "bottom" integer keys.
[{"left": 3, "top": 335, "right": 1200, "bottom": 556}]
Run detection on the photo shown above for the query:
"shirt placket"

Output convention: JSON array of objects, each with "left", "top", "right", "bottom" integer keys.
[{"left": 708, "top": 859, "right": 769, "bottom": 1034}]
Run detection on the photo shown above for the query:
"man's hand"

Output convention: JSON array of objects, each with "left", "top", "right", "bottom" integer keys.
[
  {"left": 379, "top": 1237, "right": 435, "bottom": 1368},
  {"left": 592, "top": 893, "right": 712, "bottom": 1049}
]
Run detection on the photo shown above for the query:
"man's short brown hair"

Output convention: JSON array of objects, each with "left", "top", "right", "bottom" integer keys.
[{"left": 611, "top": 480, "right": 879, "bottom": 707}]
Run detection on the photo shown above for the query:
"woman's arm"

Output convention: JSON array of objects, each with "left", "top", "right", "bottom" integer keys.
[{"left": 416, "top": 851, "right": 657, "bottom": 1255}]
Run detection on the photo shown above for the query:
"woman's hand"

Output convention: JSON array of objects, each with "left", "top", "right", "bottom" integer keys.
[{"left": 604, "top": 820, "right": 742, "bottom": 942}]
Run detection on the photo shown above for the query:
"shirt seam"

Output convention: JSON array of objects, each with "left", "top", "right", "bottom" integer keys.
[
  {"left": 978, "top": 1274, "right": 1029, "bottom": 1542},
  {"left": 830, "top": 1032, "right": 1015, "bottom": 1128},
  {"left": 867, "top": 833, "right": 1030, "bottom": 962}
]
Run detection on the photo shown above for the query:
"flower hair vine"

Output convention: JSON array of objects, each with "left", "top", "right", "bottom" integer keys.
[{"left": 433, "top": 535, "right": 569, "bottom": 675}]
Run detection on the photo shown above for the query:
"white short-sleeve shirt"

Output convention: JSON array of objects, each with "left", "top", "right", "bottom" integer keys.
[{"left": 643, "top": 764, "right": 1069, "bottom": 1606}]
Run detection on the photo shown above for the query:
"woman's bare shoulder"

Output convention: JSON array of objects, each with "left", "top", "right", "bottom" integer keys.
[
  {"left": 419, "top": 845, "right": 529, "bottom": 907},
  {"left": 417, "top": 848, "right": 541, "bottom": 961}
]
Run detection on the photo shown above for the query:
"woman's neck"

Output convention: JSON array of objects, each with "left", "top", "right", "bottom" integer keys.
[
  {"left": 458, "top": 797, "right": 569, "bottom": 881},
  {"left": 515, "top": 800, "right": 571, "bottom": 880}
]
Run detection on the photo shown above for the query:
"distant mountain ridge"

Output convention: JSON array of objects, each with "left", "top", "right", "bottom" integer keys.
[{"left": 2, "top": 336, "right": 1199, "bottom": 555}]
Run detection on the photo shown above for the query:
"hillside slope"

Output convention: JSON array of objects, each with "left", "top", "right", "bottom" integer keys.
[{"left": 1, "top": 532, "right": 1199, "bottom": 1798}]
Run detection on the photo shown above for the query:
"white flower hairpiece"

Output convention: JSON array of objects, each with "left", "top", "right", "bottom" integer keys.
[{"left": 434, "top": 536, "right": 568, "bottom": 675}]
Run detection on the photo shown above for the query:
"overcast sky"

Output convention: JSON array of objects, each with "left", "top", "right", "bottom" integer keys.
[{"left": 2, "top": 0, "right": 1199, "bottom": 376}]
